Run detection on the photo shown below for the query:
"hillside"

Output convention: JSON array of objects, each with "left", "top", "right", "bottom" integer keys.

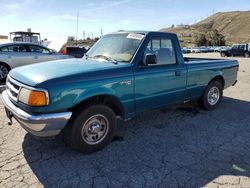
[{"left": 160, "top": 11, "right": 250, "bottom": 46}]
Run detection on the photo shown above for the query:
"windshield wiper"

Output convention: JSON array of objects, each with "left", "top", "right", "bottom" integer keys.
[
  {"left": 85, "top": 54, "right": 89, "bottom": 59},
  {"left": 91, "top": 55, "right": 118, "bottom": 64}
]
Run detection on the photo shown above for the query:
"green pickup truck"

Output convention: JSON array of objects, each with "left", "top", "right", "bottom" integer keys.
[{"left": 1, "top": 31, "right": 238, "bottom": 153}]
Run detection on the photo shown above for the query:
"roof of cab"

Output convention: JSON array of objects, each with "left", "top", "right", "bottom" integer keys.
[{"left": 109, "top": 30, "right": 176, "bottom": 36}]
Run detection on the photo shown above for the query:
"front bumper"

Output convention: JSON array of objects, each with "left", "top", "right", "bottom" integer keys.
[{"left": 1, "top": 90, "right": 72, "bottom": 137}]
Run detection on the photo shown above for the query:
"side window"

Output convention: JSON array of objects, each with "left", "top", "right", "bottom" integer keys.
[
  {"left": 145, "top": 38, "right": 176, "bottom": 65},
  {"left": 239, "top": 45, "right": 245, "bottom": 50},
  {"left": 18, "top": 45, "right": 26, "bottom": 52},
  {"left": 8, "top": 45, "right": 19, "bottom": 52},
  {"left": 0, "top": 46, "right": 9, "bottom": 52},
  {"left": 232, "top": 45, "right": 237, "bottom": 50},
  {"left": 29, "top": 45, "right": 50, "bottom": 53},
  {"left": 5, "top": 45, "right": 27, "bottom": 52}
]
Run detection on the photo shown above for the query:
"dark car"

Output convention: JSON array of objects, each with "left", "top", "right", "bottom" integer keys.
[
  {"left": 220, "top": 44, "right": 250, "bottom": 57},
  {"left": 65, "top": 46, "right": 88, "bottom": 58}
]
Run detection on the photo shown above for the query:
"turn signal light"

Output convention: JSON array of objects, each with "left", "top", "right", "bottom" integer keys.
[
  {"left": 19, "top": 88, "right": 49, "bottom": 106},
  {"left": 28, "top": 91, "right": 47, "bottom": 106}
]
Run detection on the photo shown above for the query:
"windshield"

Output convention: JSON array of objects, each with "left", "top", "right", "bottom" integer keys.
[{"left": 86, "top": 33, "right": 144, "bottom": 62}]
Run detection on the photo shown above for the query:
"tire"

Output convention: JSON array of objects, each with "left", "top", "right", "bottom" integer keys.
[
  {"left": 221, "top": 52, "right": 226, "bottom": 57},
  {"left": 64, "top": 104, "right": 117, "bottom": 153},
  {"left": 244, "top": 52, "right": 250, "bottom": 58},
  {"left": 0, "top": 62, "right": 10, "bottom": 83},
  {"left": 200, "top": 81, "right": 223, "bottom": 110}
]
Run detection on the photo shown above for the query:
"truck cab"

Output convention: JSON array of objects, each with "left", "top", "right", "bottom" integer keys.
[{"left": 221, "top": 43, "right": 250, "bottom": 57}]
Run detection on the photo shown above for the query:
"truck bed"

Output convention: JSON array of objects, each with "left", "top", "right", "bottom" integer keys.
[
  {"left": 184, "top": 57, "right": 228, "bottom": 63},
  {"left": 183, "top": 56, "right": 238, "bottom": 100}
]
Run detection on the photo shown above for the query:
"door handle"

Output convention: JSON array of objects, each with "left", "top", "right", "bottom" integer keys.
[
  {"left": 175, "top": 71, "right": 182, "bottom": 76},
  {"left": 34, "top": 56, "right": 38, "bottom": 59},
  {"left": 7, "top": 55, "right": 11, "bottom": 59}
]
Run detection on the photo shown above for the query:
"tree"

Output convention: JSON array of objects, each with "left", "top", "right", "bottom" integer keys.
[
  {"left": 194, "top": 33, "right": 207, "bottom": 46},
  {"left": 206, "top": 30, "right": 225, "bottom": 46},
  {"left": 194, "top": 30, "right": 225, "bottom": 46}
]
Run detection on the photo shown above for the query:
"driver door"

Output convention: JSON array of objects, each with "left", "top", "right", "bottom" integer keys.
[{"left": 134, "top": 36, "right": 187, "bottom": 113}]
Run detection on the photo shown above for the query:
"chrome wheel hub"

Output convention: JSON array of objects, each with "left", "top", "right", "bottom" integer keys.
[
  {"left": 0, "top": 65, "right": 8, "bottom": 79},
  {"left": 81, "top": 114, "right": 109, "bottom": 145},
  {"left": 208, "top": 87, "right": 220, "bottom": 105}
]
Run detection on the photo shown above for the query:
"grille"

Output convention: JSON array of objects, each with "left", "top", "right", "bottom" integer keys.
[{"left": 6, "top": 76, "right": 21, "bottom": 102}]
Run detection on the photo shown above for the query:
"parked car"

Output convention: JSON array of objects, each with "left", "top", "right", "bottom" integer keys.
[
  {"left": 1, "top": 31, "right": 238, "bottom": 153},
  {"left": 220, "top": 44, "right": 250, "bottom": 57},
  {"left": 60, "top": 46, "right": 88, "bottom": 58},
  {"left": 199, "top": 46, "right": 209, "bottom": 53},
  {"left": 182, "top": 47, "right": 191, "bottom": 54},
  {"left": 191, "top": 47, "right": 201, "bottom": 53},
  {"left": 207, "top": 46, "right": 215, "bottom": 52},
  {"left": 214, "top": 46, "right": 223, "bottom": 52},
  {"left": 0, "top": 42, "right": 71, "bottom": 82}
]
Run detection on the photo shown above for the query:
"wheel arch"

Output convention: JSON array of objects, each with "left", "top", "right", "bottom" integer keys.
[
  {"left": 0, "top": 61, "right": 11, "bottom": 70},
  {"left": 208, "top": 75, "right": 225, "bottom": 89},
  {"left": 69, "top": 94, "right": 125, "bottom": 119}
]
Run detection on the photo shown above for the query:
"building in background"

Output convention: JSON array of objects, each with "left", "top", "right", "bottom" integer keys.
[
  {"left": 10, "top": 28, "right": 41, "bottom": 44},
  {"left": 0, "top": 35, "right": 9, "bottom": 44}
]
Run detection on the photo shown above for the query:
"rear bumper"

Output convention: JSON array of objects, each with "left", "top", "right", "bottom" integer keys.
[{"left": 1, "top": 90, "right": 72, "bottom": 137}]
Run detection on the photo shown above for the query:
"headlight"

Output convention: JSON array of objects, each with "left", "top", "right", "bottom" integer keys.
[{"left": 19, "top": 88, "right": 49, "bottom": 106}]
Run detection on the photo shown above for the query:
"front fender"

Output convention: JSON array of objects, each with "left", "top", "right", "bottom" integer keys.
[{"left": 72, "top": 86, "right": 116, "bottom": 106}]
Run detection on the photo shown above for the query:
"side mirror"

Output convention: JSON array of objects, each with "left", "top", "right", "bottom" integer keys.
[{"left": 143, "top": 53, "right": 157, "bottom": 66}]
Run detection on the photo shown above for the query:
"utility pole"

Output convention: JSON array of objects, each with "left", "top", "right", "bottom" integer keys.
[
  {"left": 83, "top": 30, "right": 85, "bottom": 40},
  {"left": 91, "top": 32, "right": 93, "bottom": 39},
  {"left": 101, "top": 29, "right": 103, "bottom": 37},
  {"left": 75, "top": 11, "right": 79, "bottom": 46}
]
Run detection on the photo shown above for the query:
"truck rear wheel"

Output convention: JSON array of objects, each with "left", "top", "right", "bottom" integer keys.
[
  {"left": 200, "top": 81, "right": 223, "bottom": 110},
  {"left": 64, "top": 104, "right": 117, "bottom": 153}
]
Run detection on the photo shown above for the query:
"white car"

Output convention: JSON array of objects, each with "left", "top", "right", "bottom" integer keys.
[
  {"left": 191, "top": 47, "right": 201, "bottom": 53},
  {"left": 0, "top": 42, "right": 71, "bottom": 82}
]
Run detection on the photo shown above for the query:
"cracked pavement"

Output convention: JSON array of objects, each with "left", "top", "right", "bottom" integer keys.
[{"left": 0, "top": 53, "right": 250, "bottom": 188}]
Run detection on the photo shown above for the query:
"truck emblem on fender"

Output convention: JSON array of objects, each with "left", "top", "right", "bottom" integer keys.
[{"left": 119, "top": 80, "right": 132, "bottom": 85}]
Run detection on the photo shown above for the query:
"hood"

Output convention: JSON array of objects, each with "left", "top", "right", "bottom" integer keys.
[{"left": 9, "top": 58, "right": 130, "bottom": 87}]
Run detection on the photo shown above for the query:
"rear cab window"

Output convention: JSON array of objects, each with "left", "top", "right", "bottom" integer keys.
[{"left": 145, "top": 37, "right": 176, "bottom": 65}]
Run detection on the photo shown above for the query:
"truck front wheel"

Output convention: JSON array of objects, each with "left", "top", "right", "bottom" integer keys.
[
  {"left": 200, "top": 81, "right": 223, "bottom": 110},
  {"left": 64, "top": 105, "right": 117, "bottom": 153},
  {"left": 244, "top": 52, "right": 250, "bottom": 58}
]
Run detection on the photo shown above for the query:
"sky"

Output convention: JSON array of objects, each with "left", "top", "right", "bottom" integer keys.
[{"left": 0, "top": 0, "right": 249, "bottom": 41}]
